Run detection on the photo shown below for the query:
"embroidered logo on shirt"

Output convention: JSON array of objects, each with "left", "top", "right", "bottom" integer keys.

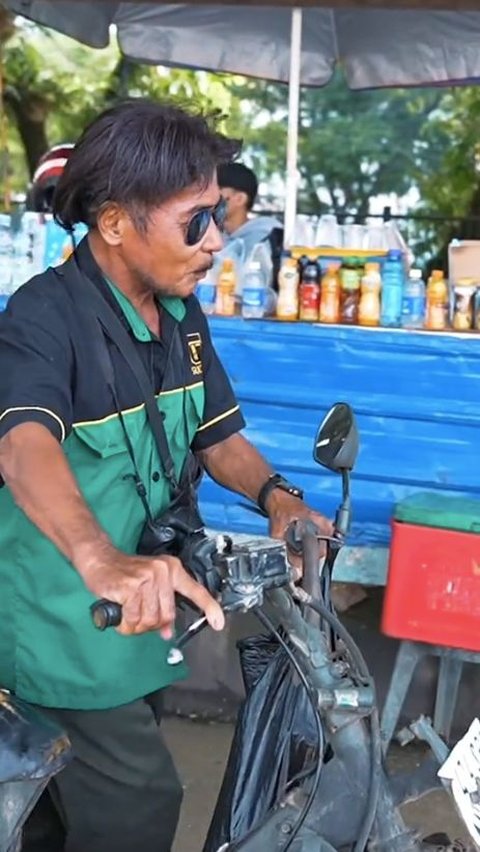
[{"left": 187, "top": 332, "right": 203, "bottom": 376}]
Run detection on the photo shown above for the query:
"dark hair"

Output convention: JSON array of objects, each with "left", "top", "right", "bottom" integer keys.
[
  {"left": 53, "top": 99, "right": 241, "bottom": 232},
  {"left": 217, "top": 161, "right": 258, "bottom": 210}
]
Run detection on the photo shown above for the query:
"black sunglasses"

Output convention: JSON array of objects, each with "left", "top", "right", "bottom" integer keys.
[{"left": 185, "top": 197, "right": 227, "bottom": 246}]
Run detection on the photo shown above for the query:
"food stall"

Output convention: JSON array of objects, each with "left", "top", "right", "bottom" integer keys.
[{"left": 2, "top": 1, "right": 480, "bottom": 722}]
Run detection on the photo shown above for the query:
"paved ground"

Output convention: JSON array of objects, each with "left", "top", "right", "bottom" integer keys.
[{"left": 164, "top": 716, "right": 471, "bottom": 852}]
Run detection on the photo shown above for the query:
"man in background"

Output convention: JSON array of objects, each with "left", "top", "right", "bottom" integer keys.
[{"left": 217, "top": 162, "right": 283, "bottom": 289}]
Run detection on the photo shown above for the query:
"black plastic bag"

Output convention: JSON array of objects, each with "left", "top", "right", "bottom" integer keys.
[{"left": 203, "top": 634, "right": 317, "bottom": 852}]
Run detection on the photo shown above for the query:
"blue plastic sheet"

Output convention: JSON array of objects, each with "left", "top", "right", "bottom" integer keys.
[{"left": 199, "top": 319, "right": 480, "bottom": 547}]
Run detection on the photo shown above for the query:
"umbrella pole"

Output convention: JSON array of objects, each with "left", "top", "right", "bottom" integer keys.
[{"left": 284, "top": 7, "right": 302, "bottom": 248}]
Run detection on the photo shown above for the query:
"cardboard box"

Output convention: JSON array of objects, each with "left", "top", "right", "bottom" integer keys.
[{"left": 448, "top": 239, "right": 480, "bottom": 284}]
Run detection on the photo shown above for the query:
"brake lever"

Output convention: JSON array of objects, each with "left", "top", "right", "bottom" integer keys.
[
  {"left": 89, "top": 599, "right": 210, "bottom": 666},
  {"left": 166, "top": 615, "right": 209, "bottom": 666},
  {"left": 285, "top": 519, "right": 341, "bottom": 555}
]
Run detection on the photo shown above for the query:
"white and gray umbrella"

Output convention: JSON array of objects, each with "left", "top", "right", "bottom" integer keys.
[{"left": 6, "top": 1, "right": 480, "bottom": 238}]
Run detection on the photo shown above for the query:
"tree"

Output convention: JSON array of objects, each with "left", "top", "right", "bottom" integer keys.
[
  {"left": 1, "top": 18, "right": 122, "bottom": 188},
  {"left": 413, "top": 86, "right": 480, "bottom": 272},
  {"left": 231, "top": 72, "right": 443, "bottom": 220},
  {"left": 0, "top": 17, "right": 243, "bottom": 196}
]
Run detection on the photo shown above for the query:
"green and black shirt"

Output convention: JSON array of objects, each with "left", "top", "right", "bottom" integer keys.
[{"left": 0, "top": 238, "right": 245, "bottom": 709}]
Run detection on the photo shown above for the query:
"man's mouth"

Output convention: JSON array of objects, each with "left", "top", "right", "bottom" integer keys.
[{"left": 192, "top": 263, "right": 213, "bottom": 279}]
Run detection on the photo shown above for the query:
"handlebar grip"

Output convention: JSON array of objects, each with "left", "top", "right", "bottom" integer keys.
[{"left": 90, "top": 599, "right": 122, "bottom": 631}]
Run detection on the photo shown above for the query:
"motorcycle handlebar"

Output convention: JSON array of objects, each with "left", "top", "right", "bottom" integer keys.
[
  {"left": 90, "top": 599, "right": 123, "bottom": 631},
  {"left": 89, "top": 527, "right": 339, "bottom": 632}
]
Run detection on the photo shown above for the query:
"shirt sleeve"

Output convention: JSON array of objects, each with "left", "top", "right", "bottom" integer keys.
[
  {"left": 0, "top": 280, "right": 74, "bottom": 443},
  {"left": 191, "top": 305, "right": 245, "bottom": 451}
]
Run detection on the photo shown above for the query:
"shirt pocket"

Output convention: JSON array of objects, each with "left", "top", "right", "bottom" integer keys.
[
  {"left": 72, "top": 420, "right": 129, "bottom": 459},
  {"left": 160, "top": 385, "right": 204, "bottom": 458}
]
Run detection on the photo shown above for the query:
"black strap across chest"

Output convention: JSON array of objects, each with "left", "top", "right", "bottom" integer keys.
[{"left": 53, "top": 261, "right": 181, "bottom": 497}]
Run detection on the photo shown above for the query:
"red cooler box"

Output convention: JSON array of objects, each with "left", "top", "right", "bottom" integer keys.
[{"left": 382, "top": 493, "right": 480, "bottom": 651}]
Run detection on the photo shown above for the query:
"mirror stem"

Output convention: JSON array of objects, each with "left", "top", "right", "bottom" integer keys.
[{"left": 335, "top": 470, "right": 351, "bottom": 538}]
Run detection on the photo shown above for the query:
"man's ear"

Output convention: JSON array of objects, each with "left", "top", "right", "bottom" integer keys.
[
  {"left": 96, "top": 203, "right": 128, "bottom": 246},
  {"left": 235, "top": 190, "right": 250, "bottom": 211}
]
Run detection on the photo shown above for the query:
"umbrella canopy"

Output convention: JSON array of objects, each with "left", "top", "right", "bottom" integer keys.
[{"left": 6, "top": 1, "right": 480, "bottom": 90}]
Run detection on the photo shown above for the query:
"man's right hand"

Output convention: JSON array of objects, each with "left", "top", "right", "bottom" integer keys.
[{"left": 76, "top": 545, "right": 225, "bottom": 639}]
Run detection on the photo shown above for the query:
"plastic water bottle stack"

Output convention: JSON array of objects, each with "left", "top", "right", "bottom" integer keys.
[{"left": 0, "top": 214, "right": 13, "bottom": 311}]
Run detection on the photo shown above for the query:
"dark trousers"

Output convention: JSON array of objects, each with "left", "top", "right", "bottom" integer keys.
[{"left": 21, "top": 693, "right": 183, "bottom": 852}]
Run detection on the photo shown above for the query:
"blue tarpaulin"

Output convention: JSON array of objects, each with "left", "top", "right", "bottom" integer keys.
[{"left": 199, "top": 318, "right": 480, "bottom": 552}]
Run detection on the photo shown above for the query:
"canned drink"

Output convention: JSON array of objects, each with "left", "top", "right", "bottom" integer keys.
[
  {"left": 474, "top": 287, "right": 480, "bottom": 331},
  {"left": 453, "top": 279, "right": 476, "bottom": 331}
]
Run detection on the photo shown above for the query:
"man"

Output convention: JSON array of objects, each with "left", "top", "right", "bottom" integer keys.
[
  {"left": 0, "top": 99, "right": 330, "bottom": 852},
  {"left": 217, "top": 161, "right": 284, "bottom": 288}
]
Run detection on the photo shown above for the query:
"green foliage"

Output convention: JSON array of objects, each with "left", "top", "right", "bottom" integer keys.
[
  {"left": 3, "top": 16, "right": 480, "bottom": 264},
  {"left": 1, "top": 20, "right": 242, "bottom": 192},
  {"left": 413, "top": 86, "right": 480, "bottom": 261},
  {"left": 231, "top": 72, "right": 443, "bottom": 220}
]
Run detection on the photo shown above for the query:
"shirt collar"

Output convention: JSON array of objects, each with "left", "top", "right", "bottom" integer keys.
[{"left": 70, "top": 236, "right": 186, "bottom": 335}]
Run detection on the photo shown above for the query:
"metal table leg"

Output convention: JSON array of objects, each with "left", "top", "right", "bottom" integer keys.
[
  {"left": 433, "top": 651, "right": 463, "bottom": 742},
  {"left": 381, "top": 641, "right": 425, "bottom": 755}
]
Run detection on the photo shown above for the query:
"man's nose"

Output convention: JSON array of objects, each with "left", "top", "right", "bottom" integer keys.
[{"left": 203, "top": 217, "right": 224, "bottom": 253}]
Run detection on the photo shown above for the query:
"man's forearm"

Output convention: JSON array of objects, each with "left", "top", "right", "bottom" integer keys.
[
  {"left": 197, "top": 433, "right": 274, "bottom": 504},
  {"left": 0, "top": 423, "right": 112, "bottom": 572}
]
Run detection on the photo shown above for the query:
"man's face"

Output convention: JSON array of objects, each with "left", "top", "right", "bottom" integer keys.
[
  {"left": 115, "top": 177, "right": 224, "bottom": 299},
  {"left": 219, "top": 186, "right": 248, "bottom": 233}
]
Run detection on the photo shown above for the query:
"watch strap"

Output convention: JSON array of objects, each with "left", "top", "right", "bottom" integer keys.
[{"left": 257, "top": 473, "right": 304, "bottom": 515}]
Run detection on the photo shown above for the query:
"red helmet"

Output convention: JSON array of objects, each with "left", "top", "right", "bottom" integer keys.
[{"left": 29, "top": 143, "right": 75, "bottom": 213}]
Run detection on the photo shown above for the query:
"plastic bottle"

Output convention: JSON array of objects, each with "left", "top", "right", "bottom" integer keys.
[
  {"left": 380, "top": 249, "right": 404, "bottom": 328},
  {"left": 401, "top": 268, "right": 426, "bottom": 330},
  {"left": 0, "top": 214, "right": 13, "bottom": 311},
  {"left": 245, "top": 241, "right": 276, "bottom": 316},
  {"left": 425, "top": 269, "right": 449, "bottom": 331},
  {"left": 358, "top": 262, "right": 382, "bottom": 327},
  {"left": 319, "top": 264, "right": 340, "bottom": 324},
  {"left": 339, "top": 258, "right": 361, "bottom": 325},
  {"left": 195, "top": 271, "right": 217, "bottom": 316},
  {"left": 299, "top": 261, "right": 321, "bottom": 322},
  {"left": 242, "top": 259, "right": 268, "bottom": 319},
  {"left": 276, "top": 254, "right": 299, "bottom": 321},
  {"left": 215, "top": 258, "right": 236, "bottom": 317}
]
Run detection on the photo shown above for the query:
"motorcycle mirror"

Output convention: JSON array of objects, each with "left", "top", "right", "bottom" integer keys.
[{"left": 313, "top": 403, "right": 359, "bottom": 472}]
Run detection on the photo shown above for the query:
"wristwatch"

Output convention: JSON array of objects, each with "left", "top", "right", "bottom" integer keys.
[{"left": 257, "top": 473, "right": 304, "bottom": 515}]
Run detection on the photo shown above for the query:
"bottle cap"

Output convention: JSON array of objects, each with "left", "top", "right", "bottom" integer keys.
[{"left": 410, "top": 269, "right": 423, "bottom": 280}]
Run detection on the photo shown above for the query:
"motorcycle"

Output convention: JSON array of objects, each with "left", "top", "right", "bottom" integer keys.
[
  {"left": 0, "top": 403, "right": 476, "bottom": 851},
  {"left": 0, "top": 693, "right": 70, "bottom": 852}
]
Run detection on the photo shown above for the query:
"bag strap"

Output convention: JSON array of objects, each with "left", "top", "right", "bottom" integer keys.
[{"left": 55, "top": 259, "right": 180, "bottom": 497}]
